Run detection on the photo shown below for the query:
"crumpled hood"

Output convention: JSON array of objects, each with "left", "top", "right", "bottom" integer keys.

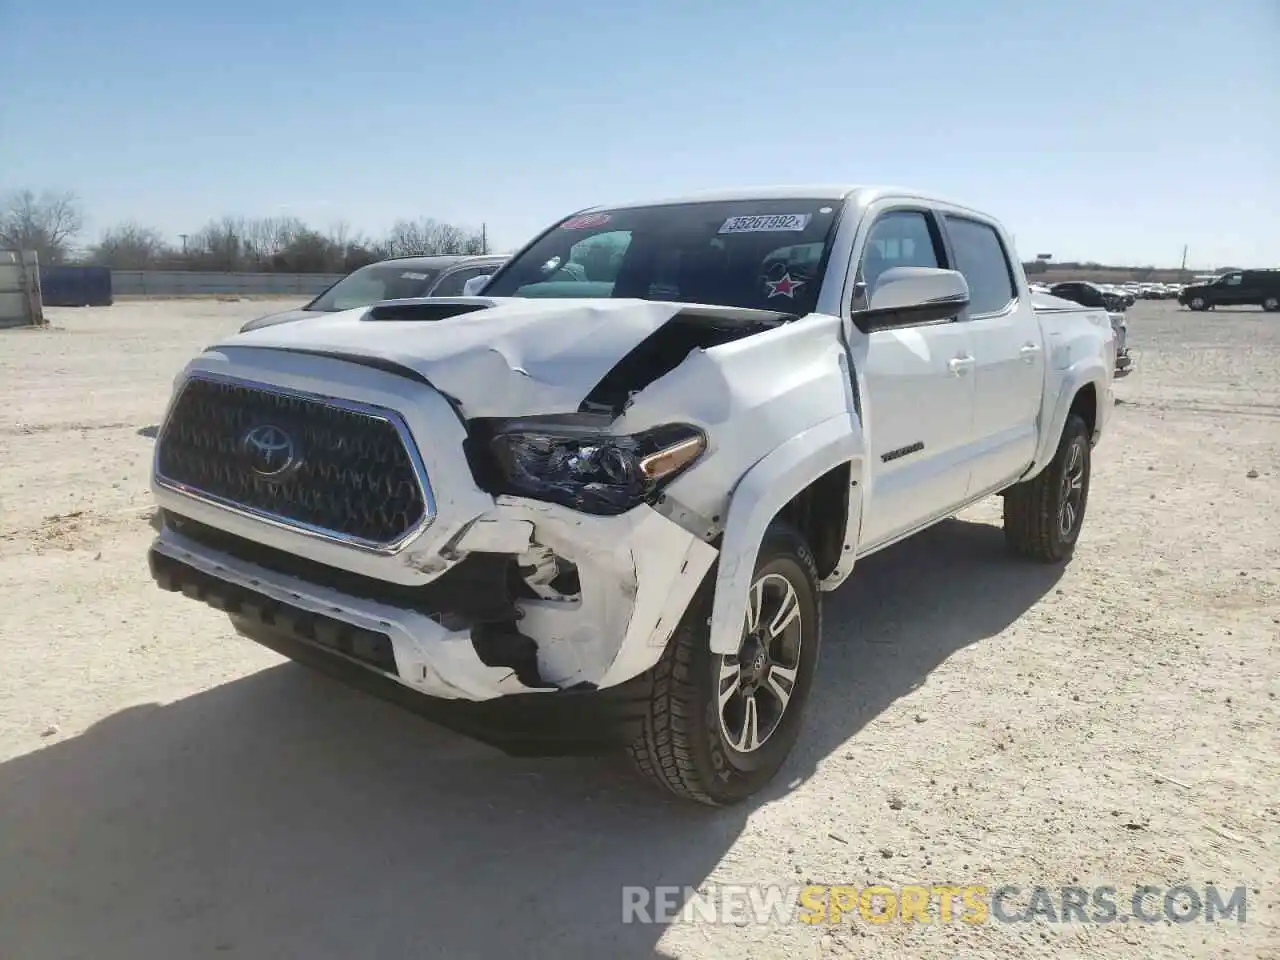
[{"left": 217, "top": 297, "right": 691, "bottom": 418}]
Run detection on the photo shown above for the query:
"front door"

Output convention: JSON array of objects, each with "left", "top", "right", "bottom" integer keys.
[
  {"left": 849, "top": 208, "right": 976, "bottom": 551},
  {"left": 942, "top": 214, "right": 1044, "bottom": 494}
]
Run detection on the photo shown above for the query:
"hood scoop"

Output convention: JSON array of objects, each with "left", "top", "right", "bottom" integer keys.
[{"left": 364, "top": 299, "right": 494, "bottom": 323}]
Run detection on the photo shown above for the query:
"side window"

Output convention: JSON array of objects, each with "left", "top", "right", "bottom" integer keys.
[
  {"left": 569, "top": 231, "right": 631, "bottom": 282},
  {"left": 429, "top": 265, "right": 495, "bottom": 297},
  {"left": 1224, "top": 273, "right": 1242, "bottom": 286},
  {"left": 516, "top": 230, "right": 633, "bottom": 295},
  {"left": 855, "top": 211, "right": 942, "bottom": 308},
  {"left": 944, "top": 216, "right": 1017, "bottom": 315}
]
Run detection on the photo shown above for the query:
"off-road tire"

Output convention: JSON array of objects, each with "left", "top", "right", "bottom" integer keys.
[
  {"left": 626, "top": 521, "right": 822, "bottom": 806},
  {"left": 1003, "top": 412, "right": 1092, "bottom": 564}
]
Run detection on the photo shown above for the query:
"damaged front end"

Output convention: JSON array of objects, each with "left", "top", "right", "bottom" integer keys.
[{"left": 147, "top": 298, "right": 787, "bottom": 711}]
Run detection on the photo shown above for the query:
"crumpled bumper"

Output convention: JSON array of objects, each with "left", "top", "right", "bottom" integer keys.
[{"left": 149, "top": 495, "right": 717, "bottom": 703}]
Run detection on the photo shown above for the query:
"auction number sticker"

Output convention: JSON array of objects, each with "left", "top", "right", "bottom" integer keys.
[
  {"left": 719, "top": 213, "right": 812, "bottom": 234},
  {"left": 561, "top": 213, "right": 612, "bottom": 230}
]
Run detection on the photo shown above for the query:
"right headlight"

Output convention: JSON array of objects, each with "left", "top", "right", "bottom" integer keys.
[{"left": 488, "top": 422, "right": 707, "bottom": 515}]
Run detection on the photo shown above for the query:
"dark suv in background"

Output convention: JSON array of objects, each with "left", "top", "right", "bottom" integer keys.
[{"left": 1178, "top": 270, "right": 1280, "bottom": 312}]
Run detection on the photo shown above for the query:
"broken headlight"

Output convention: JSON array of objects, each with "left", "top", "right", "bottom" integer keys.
[{"left": 489, "top": 423, "right": 706, "bottom": 515}]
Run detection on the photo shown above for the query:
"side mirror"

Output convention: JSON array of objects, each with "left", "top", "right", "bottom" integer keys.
[
  {"left": 852, "top": 266, "right": 970, "bottom": 333},
  {"left": 462, "top": 274, "right": 492, "bottom": 297}
]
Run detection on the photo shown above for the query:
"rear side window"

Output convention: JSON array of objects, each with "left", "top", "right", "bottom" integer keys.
[
  {"left": 430, "top": 265, "right": 495, "bottom": 297},
  {"left": 945, "top": 216, "right": 1016, "bottom": 315}
]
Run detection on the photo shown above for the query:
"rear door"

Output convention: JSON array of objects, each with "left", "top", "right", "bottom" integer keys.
[
  {"left": 941, "top": 214, "right": 1044, "bottom": 495},
  {"left": 848, "top": 206, "right": 977, "bottom": 552}
]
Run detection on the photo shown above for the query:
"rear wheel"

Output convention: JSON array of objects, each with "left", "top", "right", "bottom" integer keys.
[
  {"left": 626, "top": 521, "right": 821, "bottom": 806},
  {"left": 1263, "top": 296, "right": 1279, "bottom": 312},
  {"left": 1003, "top": 413, "right": 1092, "bottom": 564}
]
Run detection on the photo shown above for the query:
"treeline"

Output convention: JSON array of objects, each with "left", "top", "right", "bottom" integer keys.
[{"left": 1, "top": 188, "right": 488, "bottom": 273}]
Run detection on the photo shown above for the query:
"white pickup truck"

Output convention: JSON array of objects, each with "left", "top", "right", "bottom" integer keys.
[{"left": 148, "top": 186, "right": 1116, "bottom": 805}]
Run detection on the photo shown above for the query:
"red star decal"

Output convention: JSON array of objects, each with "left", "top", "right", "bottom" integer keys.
[{"left": 766, "top": 272, "right": 804, "bottom": 299}]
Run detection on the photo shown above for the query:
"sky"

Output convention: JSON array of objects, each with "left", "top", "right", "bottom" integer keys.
[{"left": 3, "top": 0, "right": 1277, "bottom": 269}]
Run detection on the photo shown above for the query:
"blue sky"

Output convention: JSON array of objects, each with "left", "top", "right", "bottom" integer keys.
[{"left": 3, "top": 0, "right": 1277, "bottom": 268}]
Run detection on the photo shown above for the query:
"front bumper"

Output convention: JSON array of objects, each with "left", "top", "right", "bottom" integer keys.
[
  {"left": 151, "top": 489, "right": 717, "bottom": 702},
  {"left": 150, "top": 525, "right": 538, "bottom": 700}
]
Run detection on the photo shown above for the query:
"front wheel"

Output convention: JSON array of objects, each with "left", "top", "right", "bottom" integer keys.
[
  {"left": 1189, "top": 295, "right": 1208, "bottom": 311},
  {"left": 626, "top": 521, "right": 822, "bottom": 805},
  {"left": 1263, "top": 296, "right": 1280, "bottom": 312},
  {"left": 1003, "top": 413, "right": 1092, "bottom": 563}
]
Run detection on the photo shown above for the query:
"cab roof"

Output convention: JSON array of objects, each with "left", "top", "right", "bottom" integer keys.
[{"left": 583, "top": 184, "right": 968, "bottom": 212}]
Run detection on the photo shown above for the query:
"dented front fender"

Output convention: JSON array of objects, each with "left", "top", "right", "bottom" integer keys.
[{"left": 707, "top": 414, "right": 862, "bottom": 655}]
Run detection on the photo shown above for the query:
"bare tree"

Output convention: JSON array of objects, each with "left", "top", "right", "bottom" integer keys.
[
  {"left": 90, "top": 221, "right": 171, "bottom": 269},
  {"left": 381, "top": 217, "right": 486, "bottom": 257},
  {"left": 186, "top": 216, "right": 248, "bottom": 270},
  {"left": 240, "top": 216, "right": 306, "bottom": 267},
  {"left": 322, "top": 221, "right": 379, "bottom": 272},
  {"left": 0, "top": 189, "right": 85, "bottom": 263}
]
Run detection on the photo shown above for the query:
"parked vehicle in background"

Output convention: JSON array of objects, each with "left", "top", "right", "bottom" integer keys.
[
  {"left": 1049, "top": 281, "right": 1133, "bottom": 377},
  {"left": 148, "top": 185, "right": 1117, "bottom": 805},
  {"left": 238, "top": 254, "right": 509, "bottom": 332},
  {"left": 1178, "top": 269, "right": 1280, "bottom": 312},
  {"left": 1052, "top": 281, "right": 1126, "bottom": 314}
]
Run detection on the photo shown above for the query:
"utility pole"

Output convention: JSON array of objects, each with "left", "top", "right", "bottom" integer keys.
[
  {"left": 1180, "top": 244, "right": 1188, "bottom": 276},
  {"left": 481, "top": 223, "right": 487, "bottom": 255},
  {"left": 179, "top": 234, "right": 188, "bottom": 255}
]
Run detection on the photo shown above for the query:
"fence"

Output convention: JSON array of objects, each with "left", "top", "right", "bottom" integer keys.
[
  {"left": 110, "top": 270, "right": 344, "bottom": 297},
  {"left": 0, "top": 250, "right": 45, "bottom": 328}
]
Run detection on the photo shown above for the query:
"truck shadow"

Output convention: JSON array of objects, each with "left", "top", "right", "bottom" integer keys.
[{"left": 0, "top": 517, "right": 1062, "bottom": 960}]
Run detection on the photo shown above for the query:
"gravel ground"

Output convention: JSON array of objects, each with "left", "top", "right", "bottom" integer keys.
[{"left": 0, "top": 298, "right": 1276, "bottom": 960}]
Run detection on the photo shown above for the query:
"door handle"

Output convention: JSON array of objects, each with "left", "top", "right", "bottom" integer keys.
[
  {"left": 1020, "top": 342, "right": 1041, "bottom": 363},
  {"left": 948, "top": 355, "right": 975, "bottom": 375}
]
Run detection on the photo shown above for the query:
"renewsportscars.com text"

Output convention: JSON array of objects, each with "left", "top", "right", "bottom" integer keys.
[{"left": 622, "top": 883, "right": 1248, "bottom": 926}]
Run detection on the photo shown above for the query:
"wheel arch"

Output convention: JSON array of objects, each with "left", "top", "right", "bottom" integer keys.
[
  {"left": 1023, "top": 362, "right": 1109, "bottom": 482},
  {"left": 707, "top": 415, "right": 864, "bottom": 655}
]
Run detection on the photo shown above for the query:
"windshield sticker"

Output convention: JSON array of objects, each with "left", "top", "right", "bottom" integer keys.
[
  {"left": 400, "top": 271, "right": 431, "bottom": 280},
  {"left": 766, "top": 272, "right": 805, "bottom": 299},
  {"left": 560, "top": 213, "right": 612, "bottom": 230},
  {"left": 719, "top": 213, "right": 812, "bottom": 234}
]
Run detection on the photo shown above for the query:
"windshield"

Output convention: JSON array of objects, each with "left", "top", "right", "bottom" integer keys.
[
  {"left": 308, "top": 263, "right": 445, "bottom": 312},
  {"left": 482, "top": 199, "right": 843, "bottom": 314}
]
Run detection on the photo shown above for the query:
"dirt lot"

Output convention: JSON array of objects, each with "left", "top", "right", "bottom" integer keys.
[{"left": 1, "top": 298, "right": 1277, "bottom": 959}]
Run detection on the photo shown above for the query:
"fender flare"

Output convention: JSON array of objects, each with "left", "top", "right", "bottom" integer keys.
[
  {"left": 707, "top": 414, "right": 861, "bottom": 655},
  {"left": 1025, "top": 360, "right": 1108, "bottom": 480}
]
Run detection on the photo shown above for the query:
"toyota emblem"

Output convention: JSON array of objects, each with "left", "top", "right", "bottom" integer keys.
[{"left": 241, "top": 423, "right": 297, "bottom": 478}]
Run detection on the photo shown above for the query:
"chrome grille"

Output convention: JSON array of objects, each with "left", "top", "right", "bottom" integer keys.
[{"left": 155, "top": 375, "right": 431, "bottom": 549}]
